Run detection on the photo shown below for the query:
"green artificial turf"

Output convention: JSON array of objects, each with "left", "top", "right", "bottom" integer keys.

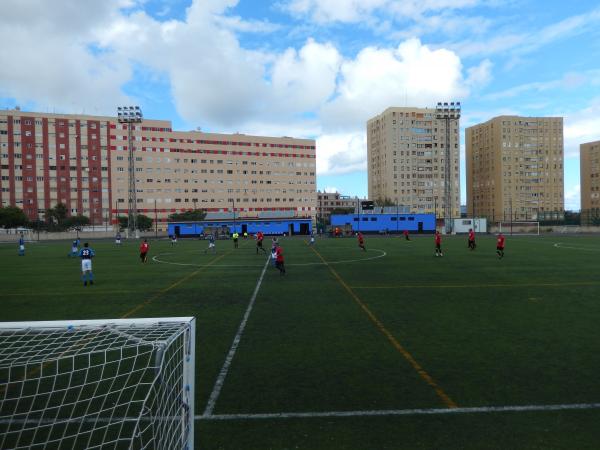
[{"left": 1, "top": 233, "right": 600, "bottom": 449}]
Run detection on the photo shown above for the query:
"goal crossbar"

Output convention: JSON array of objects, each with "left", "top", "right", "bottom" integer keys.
[{"left": 498, "top": 221, "right": 540, "bottom": 235}]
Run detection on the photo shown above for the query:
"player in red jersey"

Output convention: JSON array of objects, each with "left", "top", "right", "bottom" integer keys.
[
  {"left": 403, "top": 229, "right": 410, "bottom": 241},
  {"left": 140, "top": 239, "right": 150, "bottom": 263},
  {"left": 468, "top": 228, "right": 476, "bottom": 250},
  {"left": 496, "top": 233, "right": 505, "bottom": 259},
  {"left": 275, "top": 243, "right": 286, "bottom": 275},
  {"left": 434, "top": 230, "right": 443, "bottom": 256},
  {"left": 357, "top": 232, "right": 366, "bottom": 251},
  {"left": 255, "top": 231, "right": 267, "bottom": 254}
]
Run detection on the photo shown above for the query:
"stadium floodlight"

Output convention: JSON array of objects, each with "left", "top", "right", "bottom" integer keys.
[
  {"left": 436, "top": 101, "right": 461, "bottom": 234},
  {"left": 117, "top": 105, "right": 143, "bottom": 238},
  {"left": 0, "top": 317, "right": 195, "bottom": 449}
]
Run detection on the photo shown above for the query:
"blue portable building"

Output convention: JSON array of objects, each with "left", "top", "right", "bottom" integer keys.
[
  {"left": 330, "top": 213, "right": 436, "bottom": 234},
  {"left": 168, "top": 218, "right": 312, "bottom": 237}
]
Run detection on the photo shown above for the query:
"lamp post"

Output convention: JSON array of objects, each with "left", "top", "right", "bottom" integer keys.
[
  {"left": 154, "top": 199, "right": 158, "bottom": 238},
  {"left": 436, "top": 101, "right": 461, "bottom": 234},
  {"left": 117, "top": 106, "right": 143, "bottom": 239},
  {"left": 232, "top": 198, "right": 236, "bottom": 233}
]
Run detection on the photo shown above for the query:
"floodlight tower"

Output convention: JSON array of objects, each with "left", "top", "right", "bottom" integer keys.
[
  {"left": 435, "top": 101, "right": 461, "bottom": 234},
  {"left": 117, "top": 106, "right": 143, "bottom": 238}
]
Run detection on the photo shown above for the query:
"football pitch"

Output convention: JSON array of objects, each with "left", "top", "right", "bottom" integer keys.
[{"left": 2, "top": 234, "right": 600, "bottom": 449}]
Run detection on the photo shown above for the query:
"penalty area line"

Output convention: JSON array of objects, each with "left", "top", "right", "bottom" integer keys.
[
  {"left": 196, "top": 402, "right": 600, "bottom": 420},
  {"left": 202, "top": 255, "right": 271, "bottom": 417}
]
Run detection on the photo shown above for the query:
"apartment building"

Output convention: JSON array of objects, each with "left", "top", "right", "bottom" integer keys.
[
  {"left": 367, "top": 107, "right": 460, "bottom": 218},
  {"left": 580, "top": 140, "right": 600, "bottom": 212},
  {"left": 466, "top": 116, "right": 563, "bottom": 221},
  {"left": 0, "top": 109, "right": 316, "bottom": 230},
  {"left": 316, "top": 191, "right": 362, "bottom": 222}
]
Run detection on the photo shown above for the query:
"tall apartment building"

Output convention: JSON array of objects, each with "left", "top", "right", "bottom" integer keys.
[
  {"left": 580, "top": 140, "right": 600, "bottom": 213},
  {"left": 0, "top": 109, "right": 316, "bottom": 230},
  {"left": 367, "top": 107, "right": 460, "bottom": 217},
  {"left": 466, "top": 116, "right": 563, "bottom": 221}
]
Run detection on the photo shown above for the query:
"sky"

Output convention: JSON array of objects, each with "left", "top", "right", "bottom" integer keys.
[{"left": 2, "top": 0, "right": 600, "bottom": 210}]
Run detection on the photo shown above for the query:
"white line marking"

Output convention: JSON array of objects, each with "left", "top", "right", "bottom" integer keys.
[
  {"left": 196, "top": 402, "right": 600, "bottom": 420},
  {"left": 152, "top": 249, "right": 386, "bottom": 268},
  {"left": 553, "top": 243, "right": 600, "bottom": 252},
  {"left": 202, "top": 255, "right": 272, "bottom": 417},
  {"left": 5, "top": 403, "right": 600, "bottom": 425}
]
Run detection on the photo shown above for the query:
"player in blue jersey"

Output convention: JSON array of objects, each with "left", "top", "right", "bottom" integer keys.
[
  {"left": 204, "top": 233, "right": 216, "bottom": 254},
  {"left": 18, "top": 233, "right": 25, "bottom": 256},
  {"left": 79, "top": 242, "right": 95, "bottom": 286},
  {"left": 68, "top": 240, "right": 79, "bottom": 257}
]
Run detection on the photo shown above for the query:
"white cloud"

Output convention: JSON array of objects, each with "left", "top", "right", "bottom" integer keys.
[
  {"left": 280, "top": 0, "right": 480, "bottom": 24},
  {"left": 564, "top": 184, "right": 580, "bottom": 211},
  {"left": 0, "top": 0, "right": 485, "bottom": 179},
  {"left": 316, "top": 133, "right": 367, "bottom": 175},
  {"left": 320, "top": 39, "right": 469, "bottom": 131},
  {"left": 564, "top": 98, "right": 600, "bottom": 158},
  {"left": 0, "top": 0, "right": 134, "bottom": 113}
]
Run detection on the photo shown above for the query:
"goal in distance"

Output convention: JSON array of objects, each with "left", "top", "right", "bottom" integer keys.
[{"left": 0, "top": 317, "right": 195, "bottom": 449}]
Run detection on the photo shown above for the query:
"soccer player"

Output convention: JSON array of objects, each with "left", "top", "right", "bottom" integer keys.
[
  {"left": 204, "top": 233, "right": 216, "bottom": 254},
  {"left": 79, "top": 242, "right": 95, "bottom": 286},
  {"left": 140, "top": 239, "right": 150, "bottom": 263},
  {"left": 171, "top": 235, "right": 177, "bottom": 246},
  {"left": 403, "top": 229, "right": 410, "bottom": 241},
  {"left": 255, "top": 231, "right": 266, "bottom": 254},
  {"left": 115, "top": 232, "right": 122, "bottom": 245},
  {"left": 496, "top": 233, "right": 505, "bottom": 259},
  {"left": 309, "top": 230, "right": 315, "bottom": 246},
  {"left": 68, "top": 240, "right": 79, "bottom": 258},
  {"left": 18, "top": 233, "right": 25, "bottom": 256},
  {"left": 357, "top": 232, "right": 366, "bottom": 251},
  {"left": 434, "top": 230, "right": 443, "bottom": 257},
  {"left": 232, "top": 231, "right": 239, "bottom": 249},
  {"left": 275, "top": 243, "right": 286, "bottom": 275},
  {"left": 468, "top": 228, "right": 476, "bottom": 250},
  {"left": 270, "top": 237, "right": 278, "bottom": 266},
  {"left": 243, "top": 231, "right": 248, "bottom": 240}
]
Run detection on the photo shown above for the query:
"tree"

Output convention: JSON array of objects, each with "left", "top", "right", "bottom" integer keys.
[
  {"left": 137, "top": 214, "right": 153, "bottom": 231},
  {"left": 64, "top": 215, "right": 90, "bottom": 230},
  {"left": 0, "top": 206, "right": 29, "bottom": 229},
  {"left": 46, "top": 203, "right": 69, "bottom": 228},
  {"left": 168, "top": 209, "right": 207, "bottom": 222},
  {"left": 119, "top": 214, "right": 153, "bottom": 231},
  {"left": 374, "top": 197, "right": 395, "bottom": 207}
]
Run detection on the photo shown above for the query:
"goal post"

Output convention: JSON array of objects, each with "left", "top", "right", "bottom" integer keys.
[
  {"left": 498, "top": 221, "right": 540, "bottom": 235},
  {"left": 0, "top": 317, "right": 195, "bottom": 450}
]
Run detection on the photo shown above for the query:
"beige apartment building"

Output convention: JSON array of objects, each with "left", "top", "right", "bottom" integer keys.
[
  {"left": 367, "top": 107, "right": 460, "bottom": 217},
  {"left": 316, "top": 191, "right": 362, "bottom": 223},
  {"left": 580, "top": 140, "right": 600, "bottom": 213},
  {"left": 1, "top": 109, "right": 316, "bottom": 230},
  {"left": 466, "top": 116, "right": 563, "bottom": 221}
]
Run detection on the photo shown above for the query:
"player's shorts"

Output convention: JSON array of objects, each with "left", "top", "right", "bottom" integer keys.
[
  {"left": 81, "top": 259, "right": 92, "bottom": 272},
  {"left": 435, "top": 244, "right": 441, "bottom": 250},
  {"left": 497, "top": 246, "right": 504, "bottom": 250},
  {"left": 116, "top": 239, "right": 121, "bottom": 244},
  {"left": 257, "top": 241, "right": 263, "bottom": 247},
  {"left": 209, "top": 242, "right": 215, "bottom": 248}
]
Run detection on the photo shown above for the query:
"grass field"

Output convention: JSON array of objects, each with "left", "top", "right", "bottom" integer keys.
[{"left": 2, "top": 233, "right": 600, "bottom": 449}]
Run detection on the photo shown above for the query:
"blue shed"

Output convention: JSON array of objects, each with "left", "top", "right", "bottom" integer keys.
[
  {"left": 330, "top": 213, "right": 435, "bottom": 234},
  {"left": 168, "top": 218, "right": 312, "bottom": 237}
]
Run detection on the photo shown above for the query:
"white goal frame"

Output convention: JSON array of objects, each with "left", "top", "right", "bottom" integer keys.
[
  {"left": 498, "top": 221, "right": 540, "bottom": 235},
  {"left": 0, "top": 317, "right": 195, "bottom": 450}
]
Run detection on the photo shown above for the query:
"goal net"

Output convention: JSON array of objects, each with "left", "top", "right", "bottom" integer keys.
[
  {"left": 0, "top": 317, "right": 195, "bottom": 450},
  {"left": 498, "top": 221, "right": 540, "bottom": 235}
]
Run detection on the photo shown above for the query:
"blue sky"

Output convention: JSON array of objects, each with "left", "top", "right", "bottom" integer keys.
[{"left": 2, "top": 0, "right": 600, "bottom": 209}]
